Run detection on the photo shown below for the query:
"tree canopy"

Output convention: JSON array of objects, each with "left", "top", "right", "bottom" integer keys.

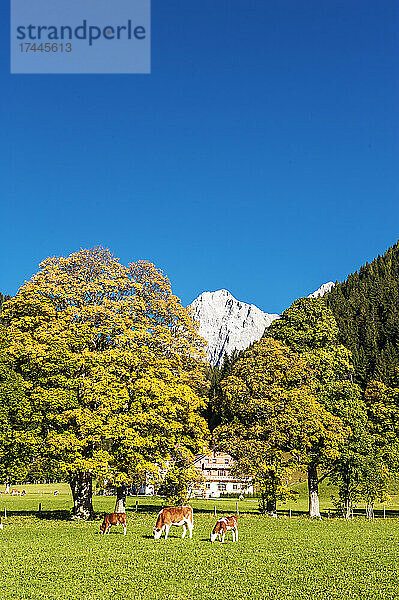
[
  {"left": 1, "top": 248, "right": 209, "bottom": 516},
  {"left": 266, "top": 297, "right": 363, "bottom": 516},
  {"left": 214, "top": 337, "right": 346, "bottom": 513}
]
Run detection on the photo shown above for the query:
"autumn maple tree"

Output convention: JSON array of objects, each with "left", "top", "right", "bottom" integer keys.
[
  {"left": 215, "top": 337, "right": 346, "bottom": 515},
  {"left": 266, "top": 296, "right": 362, "bottom": 517},
  {"left": 1, "top": 248, "right": 209, "bottom": 517}
]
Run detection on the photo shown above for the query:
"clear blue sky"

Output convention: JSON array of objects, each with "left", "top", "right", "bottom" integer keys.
[{"left": 1, "top": 1, "right": 398, "bottom": 313}]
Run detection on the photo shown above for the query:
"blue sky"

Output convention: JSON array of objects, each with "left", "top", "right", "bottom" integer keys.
[{"left": 1, "top": 1, "right": 398, "bottom": 313}]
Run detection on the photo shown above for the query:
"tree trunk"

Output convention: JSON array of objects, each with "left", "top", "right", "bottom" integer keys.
[
  {"left": 114, "top": 483, "right": 127, "bottom": 513},
  {"left": 366, "top": 503, "right": 374, "bottom": 520},
  {"left": 266, "top": 496, "right": 277, "bottom": 516},
  {"left": 308, "top": 462, "right": 321, "bottom": 518},
  {"left": 344, "top": 498, "right": 351, "bottom": 520},
  {"left": 259, "top": 492, "right": 266, "bottom": 514},
  {"left": 69, "top": 471, "right": 94, "bottom": 519}
]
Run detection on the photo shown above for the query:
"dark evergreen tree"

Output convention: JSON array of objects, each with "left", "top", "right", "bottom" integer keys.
[
  {"left": 326, "top": 240, "right": 399, "bottom": 386},
  {"left": 204, "top": 350, "right": 245, "bottom": 432}
]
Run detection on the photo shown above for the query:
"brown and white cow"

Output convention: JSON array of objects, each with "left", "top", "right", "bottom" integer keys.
[
  {"left": 99, "top": 512, "right": 127, "bottom": 535},
  {"left": 153, "top": 506, "right": 193, "bottom": 540},
  {"left": 210, "top": 515, "right": 238, "bottom": 542}
]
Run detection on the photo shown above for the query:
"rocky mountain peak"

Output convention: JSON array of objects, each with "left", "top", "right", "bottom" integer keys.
[
  {"left": 308, "top": 281, "right": 335, "bottom": 298},
  {"left": 189, "top": 282, "right": 335, "bottom": 366},
  {"left": 189, "top": 289, "right": 279, "bottom": 366}
]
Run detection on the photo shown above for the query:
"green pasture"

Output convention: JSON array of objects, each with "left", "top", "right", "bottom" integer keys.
[{"left": 1, "top": 485, "right": 399, "bottom": 600}]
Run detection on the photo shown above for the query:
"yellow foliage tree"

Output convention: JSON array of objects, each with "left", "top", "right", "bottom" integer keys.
[
  {"left": 2, "top": 248, "right": 209, "bottom": 517},
  {"left": 215, "top": 338, "right": 347, "bottom": 515}
]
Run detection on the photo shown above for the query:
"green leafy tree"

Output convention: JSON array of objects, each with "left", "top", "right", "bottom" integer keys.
[
  {"left": 360, "top": 380, "right": 399, "bottom": 513},
  {"left": 160, "top": 455, "right": 203, "bottom": 506},
  {"left": 0, "top": 325, "right": 40, "bottom": 488},
  {"left": 2, "top": 248, "right": 209, "bottom": 517},
  {"left": 322, "top": 382, "right": 370, "bottom": 517},
  {"left": 215, "top": 337, "right": 346, "bottom": 515},
  {"left": 266, "top": 297, "right": 359, "bottom": 517}
]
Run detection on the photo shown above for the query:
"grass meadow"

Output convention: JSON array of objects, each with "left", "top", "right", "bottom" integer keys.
[{"left": 1, "top": 483, "right": 399, "bottom": 600}]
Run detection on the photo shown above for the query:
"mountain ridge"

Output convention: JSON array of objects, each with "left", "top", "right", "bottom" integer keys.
[
  {"left": 189, "top": 282, "right": 334, "bottom": 366},
  {"left": 189, "top": 289, "right": 279, "bottom": 366}
]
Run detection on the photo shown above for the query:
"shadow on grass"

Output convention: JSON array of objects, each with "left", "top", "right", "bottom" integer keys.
[
  {"left": 126, "top": 503, "right": 161, "bottom": 514},
  {"left": 2, "top": 509, "right": 72, "bottom": 521},
  {"left": 143, "top": 532, "right": 194, "bottom": 540},
  {"left": 3, "top": 509, "right": 109, "bottom": 521},
  {"left": 4, "top": 506, "right": 399, "bottom": 521},
  {"left": 126, "top": 503, "right": 260, "bottom": 516},
  {"left": 277, "top": 508, "right": 399, "bottom": 519}
]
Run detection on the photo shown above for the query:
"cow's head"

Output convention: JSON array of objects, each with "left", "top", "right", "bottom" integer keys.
[
  {"left": 210, "top": 523, "right": 221, "bottom": 542},
  {"left": 153, "top": 526, "right": 163, "bottom": 540},
  {"left": 210, "top": 530, "right": 218, "bottom": 543}
]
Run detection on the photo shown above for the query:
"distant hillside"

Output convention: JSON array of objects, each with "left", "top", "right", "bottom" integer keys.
[{"left": 326, "top": 241, "right": 399, "bottom": 386}]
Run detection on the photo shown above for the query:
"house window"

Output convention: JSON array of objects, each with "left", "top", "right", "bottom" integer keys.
[
  {"left": 218, "top": 484, "right": 226, "bottom": 491},
  {"left": 217, "top": 470, "right": 226, "bottom": 476},
  {"left": 206, "top": 484, "right": 210, "bottom": 489},
  {"left": 225, "top": 459, "right": 229, "bottom": 464},
  {"left": 233, "top": 485, "right": 238, "bottom": 490}
]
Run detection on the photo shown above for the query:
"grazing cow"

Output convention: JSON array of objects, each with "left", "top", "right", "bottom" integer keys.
[
  {"left": 210, "top": 515, "right": 238, "bottom": 543},
  {"left": 11, "top": 489, "right": 20, "bottom": 496},
  {"left": 99, "top": 512, "right": 127, "bottom": 535},
  {"left": 153, "top": 506, "right": 193, "bottom": 540}
]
